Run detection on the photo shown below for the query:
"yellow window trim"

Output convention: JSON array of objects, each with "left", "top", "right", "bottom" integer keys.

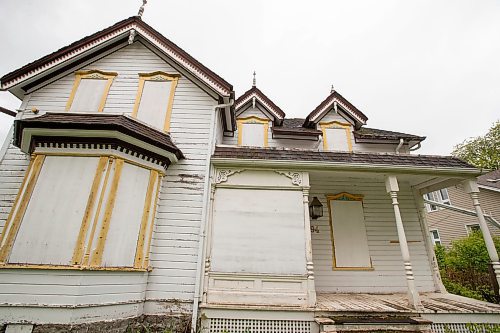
[
  {"left": 319, "top": 121, "right": 353, "bottom": 152},
  {"left": 326, "top": 192, "right": 373, "bottom": 271},
  {"left": 132, "top": 71, "right": 181, "bottom": 132},
  {"left": 65, "top": 70, "right": 118, "bottom": 112},
  {"left": 0, "top": 153, "right": 162, "bottom": 271},
  {"left": 237, "top": 116, "right": 270, "bottom": 147}
]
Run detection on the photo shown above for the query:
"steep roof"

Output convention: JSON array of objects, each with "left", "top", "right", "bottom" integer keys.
[
  {"left": 235, "top": 86, "right": 286, "bottom": 121},
  {"left": 304, "top": 90, "right": 368, "bottom": 128},
  {"left": 272, "top": 118, "right": 322, "bottom": 137},
  {"left": 0, "top": 16, "right": 233, "bottom": 97}
]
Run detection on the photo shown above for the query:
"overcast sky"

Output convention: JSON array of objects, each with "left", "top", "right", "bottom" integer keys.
[{"left": 0, "top": 0, "right": 498, "bottom": 155}]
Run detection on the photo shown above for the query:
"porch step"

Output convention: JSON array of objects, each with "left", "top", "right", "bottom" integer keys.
[{"left": 315, "top": 315, "right": 432, "bottom": 333}]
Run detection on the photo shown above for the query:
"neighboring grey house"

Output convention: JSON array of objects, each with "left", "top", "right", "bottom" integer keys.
[
  {"left": 426, "top": 170, "right": 500, "bottom": 247},
  {"left": 0, "top": 15, "right": 499, "bottom": 333}
]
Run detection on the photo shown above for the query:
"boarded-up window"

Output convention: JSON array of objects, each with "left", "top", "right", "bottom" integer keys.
[
  {"left": 237, "top": 117, "right": 269, "bottom": 147},
  {"left": 66, "top": 70, "right": 116, "bottom": 113},
  {"left": 211, "top": 188, "right": 306, "bottom": 275},
  {"left": 0, "top": 154, "right": 161, "bottom": 270},
  {"left": 321, "top": 121, "right": 352, "bottom": 151},
  {"left": 135, "top": 81, "right": 173, "bottom": 128},
  {"left": 328, "top": 193, "right": 371, "bottom": 269},
  {"left": 9, "top": 156, "right": 99, "bottom": 265},
  {"left": 133, "top": 72, "right": 180, "bottom": 131}
]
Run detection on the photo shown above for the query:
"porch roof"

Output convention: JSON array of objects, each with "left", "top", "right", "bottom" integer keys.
[
  {"left": 316, "top": 292, "right": 500, "bottom": 314},
  {"left": 213, "top": 147, "right": 479, "bottom": 175}
]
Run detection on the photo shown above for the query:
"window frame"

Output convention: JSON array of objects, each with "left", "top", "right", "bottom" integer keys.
[
  {"left": 65, "top": 70, "right": 118, "bottom": 113},
  {"left": 465, "top": 223, "right": 481, "bottom": 235},
  {"left": 326, "top": 192, "right": 373, "bottom": 271},
  {"left": 430, "top": 229, "right": 441, "bottom": 245},
  {"left": 0, "top": 152, "right": 163, "bottom": 272},
  {"left": 319, "top": 121, "right": 353, "bottom": 152},
  {"left": 237, "top": 116, "right": 270, "bottom": 147},
  {"left": 132, "top": 71, "right": 180, "bottom": 132},
  {"left": 424, "top": 188, "right": 451, "bottom": 212}
]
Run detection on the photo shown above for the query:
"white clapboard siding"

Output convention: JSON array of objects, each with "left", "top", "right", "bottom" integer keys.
[
  {"left": 0, "top": 41, "right": 216, "bottom": 309},
  {"left": 309, "top": 174, "right": 436, "bottom": 293}
]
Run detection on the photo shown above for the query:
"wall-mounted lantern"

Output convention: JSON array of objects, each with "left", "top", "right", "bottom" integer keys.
[{"left": 309, "top": 196, "right": 323, "bottom": 220}]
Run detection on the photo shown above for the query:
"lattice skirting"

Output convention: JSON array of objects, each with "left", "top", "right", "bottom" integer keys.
[
  {"left": 431, "top": 323, "right": 500, "bottom": 333},
  {"left": 208, "top": 318, "right": 312, "bottom": 333}
]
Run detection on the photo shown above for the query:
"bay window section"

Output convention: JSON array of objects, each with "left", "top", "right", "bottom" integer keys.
[
  {"left": 66, "top": 70, "right": 117, "bottom": 113},
  {"left": 0, "top": 153, "right": 162, "bottom": 271}
]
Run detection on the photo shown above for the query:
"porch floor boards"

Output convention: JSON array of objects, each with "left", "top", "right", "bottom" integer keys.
[{"left": 316, "top": 292, "right": 500, "bottom": 314}]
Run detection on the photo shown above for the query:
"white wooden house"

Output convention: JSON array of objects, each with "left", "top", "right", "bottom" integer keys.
[{"left": 0, "top": 16, "right": 499, "bottom": 333}]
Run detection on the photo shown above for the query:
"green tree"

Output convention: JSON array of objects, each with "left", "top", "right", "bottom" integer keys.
[{"left": 452, "top": 121, "right": 500, "bottom": 170}]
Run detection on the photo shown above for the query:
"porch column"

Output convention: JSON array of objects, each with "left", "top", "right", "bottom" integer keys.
[
  {"left": 302, "top": 186, "right": 317, "bottom": 307},
  {"left": 463, "top": 179, "right": 500, "bottom": 286},
  {"left": 385, "top": 176, "right": 423, "bottom": 310}
]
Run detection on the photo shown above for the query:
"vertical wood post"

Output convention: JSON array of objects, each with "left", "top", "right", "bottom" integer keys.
[
  {"left": 463, "top": 179, "right": 500, "bottom": 287},
  {"left": 302, "top": 183, "right": 317, "bottom": 307},
  {"left": 385, "top": 176, "right": 423, "bottom": 310}
]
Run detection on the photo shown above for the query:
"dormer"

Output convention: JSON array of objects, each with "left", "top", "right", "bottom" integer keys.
[
  {"left": 304, "top": 89, "right": 367, "bottom": 152},
  {"left": 234, "top": 85, "right": 285, "bottom": 148}
]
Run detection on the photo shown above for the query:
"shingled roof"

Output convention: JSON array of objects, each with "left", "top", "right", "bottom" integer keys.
[
  {"left": 478, "top": 169, "right": 500, "bottom": 190},
  {"left": 14, "top": 113, "right": 184, "bottom": 162},
  {"left": 353, "top": 127, "right": 426, "bottom": 142},
  {"left": 272, "top": 118, "right": 322, "bottom": 136},
  {"left": 213, "top": 146, "right": 476, "bottom": 170}
]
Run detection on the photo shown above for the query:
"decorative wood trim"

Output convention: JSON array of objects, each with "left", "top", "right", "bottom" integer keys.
[
  {"left": 72, "top": 156, "right": 109, "bottom": 265},
  {"left": 0, "top": 263, "right": 150, "bottom": 272},
  {"left": 0, "top": 155, "right": 45, "bottom": 263},
  {"left": 143, "top": 173, "right": 162, "bottom": 268},
  {"left": 90, "top": 158, "right": 124, "bottom": 267},
  {"left": 326, "top": 192, "right": 373, "bottom": 270},
  {"left": 214, "top": 169, "right": 244, "bottom": 184},
  {"left": 274, "top": 171, "right": 303, "bottom": 186},
  {"left": 320, "top": 121, "right": 353, "bottom": 152},
  {"left": 237, "top": 116, "right": 269, "bottom": 147},
  {"left": 131, "top": 71, "right": 181, "bottom": 132},
  {"left": 134, "top": 170, "right": 158, "bottom": 268},
  {"left": 65, "top": 70, "right": 117, "bottom": 112}
]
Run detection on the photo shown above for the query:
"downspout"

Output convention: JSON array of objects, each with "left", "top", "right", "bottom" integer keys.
[
  {"left": 395, "top": 138, "right": 404, "bottom": 154},
  {"left": 191, "top": 100, "right": 233, "bottom": 333}
]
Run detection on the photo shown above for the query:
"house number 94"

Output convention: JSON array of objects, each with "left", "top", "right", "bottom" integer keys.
[{"left": 310, "top": 225, "right": 320, "bottom": 233}]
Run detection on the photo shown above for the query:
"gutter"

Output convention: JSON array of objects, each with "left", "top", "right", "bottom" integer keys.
[
  {"left": 211, "top": 157, "right": 481, "bottom": 177},
  {"left": 423, "top": 199, "right": 500, "bottom": 229}
]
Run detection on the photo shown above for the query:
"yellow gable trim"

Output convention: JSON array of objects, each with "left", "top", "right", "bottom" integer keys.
[{"left": 237, "top": 116, "right": 269, "bottom": 147}]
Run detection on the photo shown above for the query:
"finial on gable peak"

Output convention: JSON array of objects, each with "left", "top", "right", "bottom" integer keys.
[
  {"left": 252, "top": 71, "right": 256, "bottom": 87},
  {"left": 330, "top": 85, "right": 335, "bottom": 94},
  {"left": 138, "top": 0, "right": 148, "bottom": 18}
]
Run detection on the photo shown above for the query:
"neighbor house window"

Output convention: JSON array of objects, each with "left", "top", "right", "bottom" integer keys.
[
  {"left": 66, "top": 70, "right": 117, "bottom": 113},
  {"left": 424, "top": 189, "right": 451, "bottom": 212},
  {"left": 320, "top": 121, "right": 353, "bottom": 151},
  {"left": 327, "top": 192, "right": 372, "bottom": 270},
  {"left": 0, "top": 153, "right": 162, "bottom": 271},
  {"left": 132, "top": 71, "right": 180, "bottom": 132},
  {"left": 430, "top": 229, "right": 441, "bottom": 245},
  {"left": 466, "top": 224, "right": 481, "bottom": 235},
  {"left": 237, "top": 116, "right": 269, "bottom": 147}
]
